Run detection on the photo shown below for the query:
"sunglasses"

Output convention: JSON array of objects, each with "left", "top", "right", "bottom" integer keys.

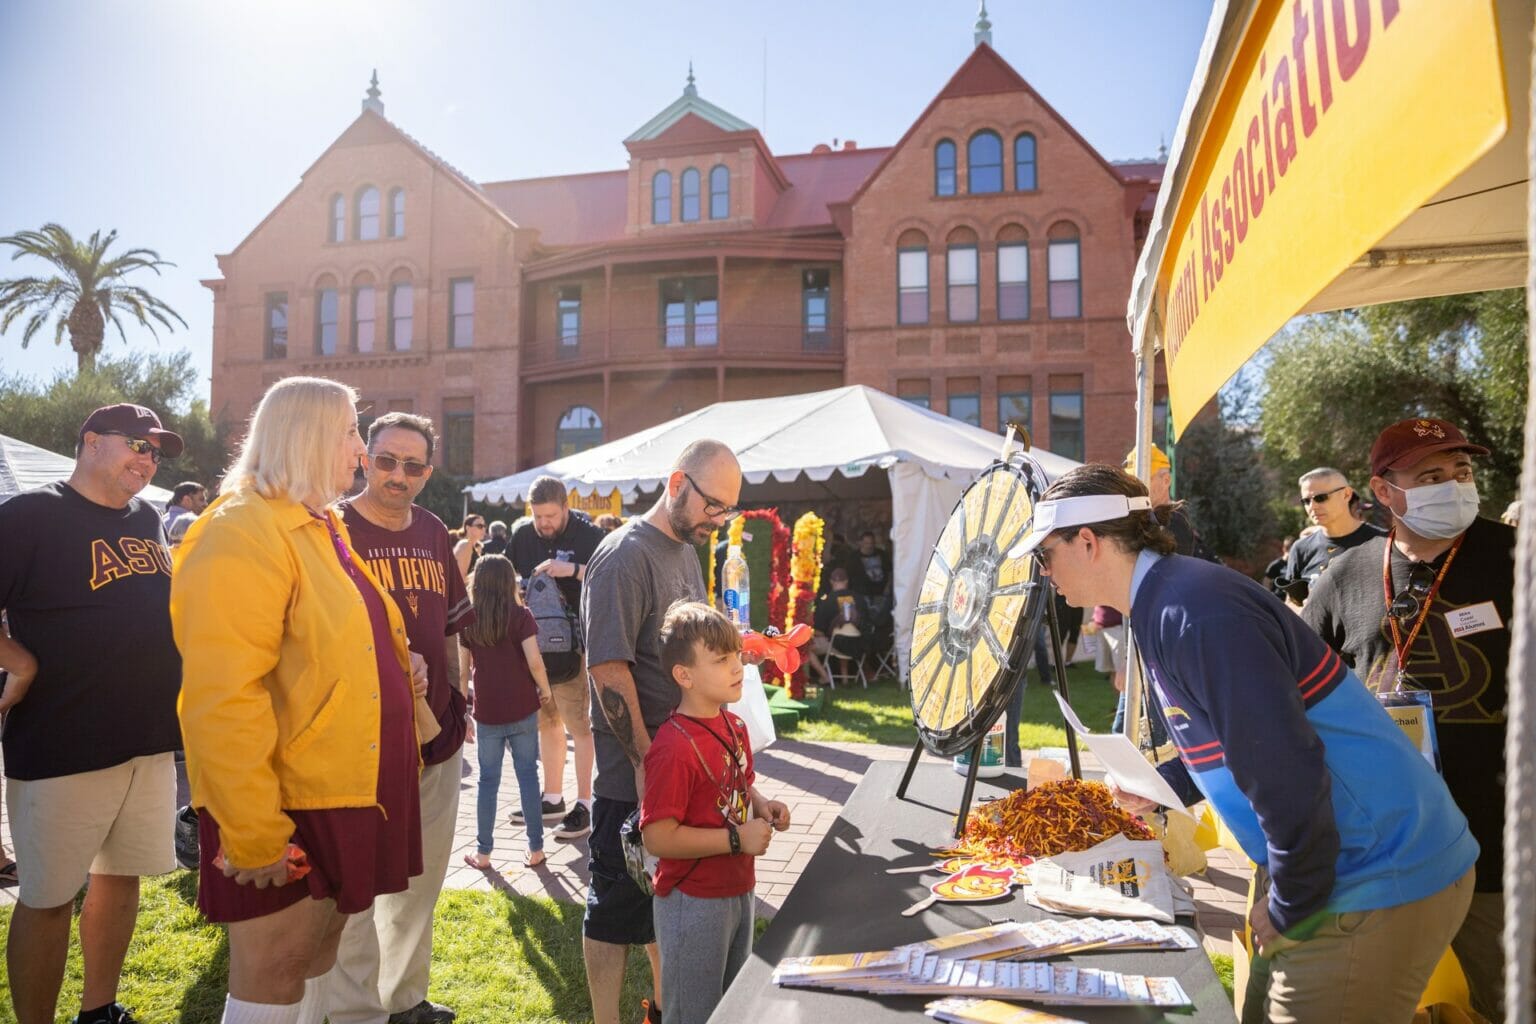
[
  {"left": 371, "top": 453, "right": 430, "bottom": 478},
  {"left": 99, "top": 431, "right": 166, "bottom": 464},
  {"left": 1389, "top": 562, "right": 1438, "bottom": 622},
  {"left": 1035, "top": 533, "right": 1074, "bottom": 573},
  {"left": 1301, "top": 486, "right": 1347, "bottom": 507},
  {"left": 683, "top": 471, "right": 742, "bottom": 521}
]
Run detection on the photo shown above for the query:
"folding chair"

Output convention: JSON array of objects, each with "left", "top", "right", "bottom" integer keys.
[
  {"left": 870, "top": 637, "right": 900, "bottom": 682},
  {"left": 826, "top": 623, "right": 870, "bottom": 688}
]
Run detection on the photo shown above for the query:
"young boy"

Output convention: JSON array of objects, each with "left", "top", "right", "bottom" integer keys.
[{"left": 640, "top": 601, "right": 791, "bottom": 1024}]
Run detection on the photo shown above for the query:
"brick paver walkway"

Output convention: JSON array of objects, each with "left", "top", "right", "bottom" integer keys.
[{"left": 0, "top": 737, "right": 1251, "bottom": 957}]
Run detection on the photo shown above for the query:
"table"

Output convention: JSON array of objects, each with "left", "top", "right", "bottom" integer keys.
[{"left": 709, "top": 760, "right": 1236, "bottom": 1023}]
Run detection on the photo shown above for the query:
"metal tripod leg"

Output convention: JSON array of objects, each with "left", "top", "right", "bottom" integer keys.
[
  {"left": 953, "top": 735, "right": 985, "bottom": 839},
  {"left": 896, "top": 738, "right": 925, "bottom": 800}
]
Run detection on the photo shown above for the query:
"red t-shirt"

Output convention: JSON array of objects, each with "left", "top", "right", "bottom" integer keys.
[
  {"left": 464, "top": 605, "right": 542, "bottom": 725},
  {"left": 640, "top": 710, "right": 756, "bottom": 899},
  {"left": 340, "top": 502, "right": 475, "bottom": 765}
]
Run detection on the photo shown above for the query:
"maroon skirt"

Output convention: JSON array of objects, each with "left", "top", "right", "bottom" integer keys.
[{"left": 197, "top": 523, "right": 422, "bottom": 923}]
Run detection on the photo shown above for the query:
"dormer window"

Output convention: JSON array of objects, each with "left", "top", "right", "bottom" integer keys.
[
  {"left": 652, "top": 171, "right": 673, "bottom": 224},
  {"left": 968, "top": 132, "right": 1003, "bottom": 194},
  {"left": 680, "top": 168, "right": 701, "bottom": 222}
]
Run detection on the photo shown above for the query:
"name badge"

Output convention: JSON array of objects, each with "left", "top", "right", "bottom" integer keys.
[{"left": 1445, "top": 601, "right": 1504, "bottom": 638}]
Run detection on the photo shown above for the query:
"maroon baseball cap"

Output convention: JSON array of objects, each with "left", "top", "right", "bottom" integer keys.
[
  {"left": 1369, "top": 418, "right": 1488, "bottom": 477},
  {"left": 78, "top": 404, "right": 185, "bottom": 459}
]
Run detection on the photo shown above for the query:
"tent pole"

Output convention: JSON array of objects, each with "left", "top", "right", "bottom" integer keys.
[
  {"left": 1504, "top": 15, "right": 1536, "bottom": 1020},
  {"left": 1125, "top": 334, "right": 1157, "bottom": 748}
]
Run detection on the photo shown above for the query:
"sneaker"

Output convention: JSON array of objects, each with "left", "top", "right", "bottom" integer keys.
[
  {"left": 174, "top": 805, "right": 200, "bottom": 871},
  {"left": 554, "top": 802, "right": 592, "bottom": 841},
  {"left": 510, "top": 798, "right": 566, "bottom": 824},
  {"left": 74, "top": 1004, "right": 139, "bottom": 1024},
  {"left": 387, "top": 1001, "right": 456, "bottom": 1024}
]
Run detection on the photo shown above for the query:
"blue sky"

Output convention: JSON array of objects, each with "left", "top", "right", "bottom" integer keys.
[{"left": 0, "top": 1, "right": 1211, "bottom": 403}]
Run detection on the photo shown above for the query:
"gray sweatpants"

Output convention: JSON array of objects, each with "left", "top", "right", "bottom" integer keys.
[{"left": 654, "top": 888, "right": 754, "bottom": 1024}]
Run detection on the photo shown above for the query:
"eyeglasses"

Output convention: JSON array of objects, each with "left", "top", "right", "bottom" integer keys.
[
  {"left": 98, "top": 431, "right": 166, "bottom": 464},
  {"left": 467, "top": 520, "right": 486, "bottom": 530},
  {"left": 1389, "top": 562, "right": 1438, "bottom": 622},
  {"left": 1035, "top": 534, "right": 1074, "bottom": 574},
  {"left": 1301, "top": 486, "right": 1347, "bottom": 507},
  {"left": 683, "top": 472, "right": 742, "bottom": 521},
  {"left": 370, "top": 453, "right": 430, "bottom": 478}
]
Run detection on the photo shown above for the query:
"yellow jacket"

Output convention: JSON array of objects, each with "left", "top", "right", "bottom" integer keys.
[{"left": 170, "top": 489, "right": 414, "bottom": 869}]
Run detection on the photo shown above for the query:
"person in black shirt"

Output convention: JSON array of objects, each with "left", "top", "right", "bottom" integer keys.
[
  {"left": 1283, "top": 467, "right": 1385, "bottom": 598},
  {"left": 508, "top": 476, "right": 606, "bottom": 841},
  {"left": 1264, "top": 536, "right": 1295, "bottom": 596},
  {"left": 0, "top": 403, "right": 185, "bottom": 1024},
  {"left": 1302, "top": 417, "right": 1509, "bottom": 1022},
  {"left": 482, "top": 520, "right": 510, "bottom": 557}
]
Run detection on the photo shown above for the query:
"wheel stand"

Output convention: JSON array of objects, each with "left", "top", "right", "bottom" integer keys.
[{"left": 897, "top": 600, "right": 1083, "bottom": 838}]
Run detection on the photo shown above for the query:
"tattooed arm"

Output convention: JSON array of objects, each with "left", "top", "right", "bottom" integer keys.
[{"left": 589, "top": 658, "right": 651, "bottom": 798}]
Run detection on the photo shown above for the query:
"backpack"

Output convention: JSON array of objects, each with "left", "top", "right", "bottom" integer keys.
[{"left": 524, "top": 574, "right": 582, "bottom": 683}]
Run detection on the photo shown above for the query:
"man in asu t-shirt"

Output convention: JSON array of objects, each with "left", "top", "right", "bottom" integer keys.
[
  {"left": 1304, "top": 417, "right": 1512, "bottom": 1022},
  {"left": 0, "top": 404, "right": 185, "bottom": 1024},
  {"left": 329, "top": 412, "right": 474, "bottom": 1024}
]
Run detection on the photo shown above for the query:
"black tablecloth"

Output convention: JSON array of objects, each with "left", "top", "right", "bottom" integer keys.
[{"left": 708, "top": 760, "right": 1236, "bottom": 1023}]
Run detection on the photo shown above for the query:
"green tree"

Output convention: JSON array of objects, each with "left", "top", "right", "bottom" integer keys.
[
  {"left": 0, "top": 352, "right": 229, "bottom": 486},
  {"left": 0, "top": 223, "right": 185, "bottom": 374},
  {"left": 1172, "top": 376, "right": 1278, "bottom": 567},
  {"left": 1260, "top": 289, "right": 1527, "bottom": 514}
]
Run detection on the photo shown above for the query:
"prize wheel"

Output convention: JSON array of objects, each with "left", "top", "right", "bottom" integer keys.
[{"left": 909, "top": 454, "right": 1050, "bottom": 757}]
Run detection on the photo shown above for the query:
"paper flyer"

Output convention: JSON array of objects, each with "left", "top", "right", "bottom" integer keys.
[{"left": 1051, "top": 691, "right": 1192, "bottom": 818}]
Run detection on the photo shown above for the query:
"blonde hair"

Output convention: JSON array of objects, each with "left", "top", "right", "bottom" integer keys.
[{"left": 221, "top": 376, "right": 359, "bottom": 505}]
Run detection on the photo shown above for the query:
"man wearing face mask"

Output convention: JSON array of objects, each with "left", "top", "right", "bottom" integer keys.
[{"left": 1303, "top": 417, "right": 1512, "bottom": 1022}]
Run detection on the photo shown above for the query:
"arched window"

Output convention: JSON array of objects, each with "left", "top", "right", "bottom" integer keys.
[
  {"left": 329, "top": 195, "right": 345, "bottom": 243},
  {"left": 997, "top": 224, "right": 1030, "bottom": 321},
  {"left": 709, "top": 165, "right": 730, "bottom": 219},
  {"left": 389, "top": 271, "right": 413, "bottom": 351},
  {"left": 967, "top": 131, "right": 1003, "bottom": 194},
  {"left": 356, "top": 186, "right": 380, "bottom": 240},
  {"left": 389, "top": 188, "right": 405, "bottom": 237},
  {"left": 557, "top": 405, "right": 604, "bottom": 457},
  {"left": 946, "top": 227, "right": 979, "bottom": 323},
  {"left": 680, "top": 168, "right": 701, "bottom": 222},
  {"left": 352, "top": 275, "right": 377, "bottom": 352},
  {"left": 1014, "top": 134, "right": 1038, "bottom": 191},
  {"left": 934, "top": 139, "right": 957, "bottom": 197},
  {"left": 315, "top": 275, "right": 339, "bottom": 356},
  {"left": 652, "top": 170, "right": 672, "bottom": 224},
  {"left": 896, "top": 228, "right": 929, "bottom": 325},
  {"left": 1047, "top": 222, "right": 1082, "bottom": 319}
]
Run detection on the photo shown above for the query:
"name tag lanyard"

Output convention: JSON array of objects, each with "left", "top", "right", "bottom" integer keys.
[{"left": 1382, "top": 530, "right": 1464, "bottom": 688}]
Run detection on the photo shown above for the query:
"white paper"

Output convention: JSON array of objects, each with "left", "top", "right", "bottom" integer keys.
[{"left": 1052, "top": 691, "right": 1193, "bottom": 818}]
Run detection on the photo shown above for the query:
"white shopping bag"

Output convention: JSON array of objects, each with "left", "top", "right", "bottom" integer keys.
[{"left": 728, "top": 663, "right": 777, "bottom": 753}]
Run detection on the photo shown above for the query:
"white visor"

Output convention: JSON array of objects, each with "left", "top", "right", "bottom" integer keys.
[{"left": 1007, "top": 494, "right": 1154, "bottom": 560}]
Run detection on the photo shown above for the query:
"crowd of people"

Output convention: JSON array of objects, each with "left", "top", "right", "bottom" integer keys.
[{"left": 0, "top": 371, "right": 1518, "bottom": 1024}]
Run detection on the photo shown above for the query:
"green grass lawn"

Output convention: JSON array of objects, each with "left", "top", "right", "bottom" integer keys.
[{"left": 784, "top": 662, "right": 1120, "bottom": 751}]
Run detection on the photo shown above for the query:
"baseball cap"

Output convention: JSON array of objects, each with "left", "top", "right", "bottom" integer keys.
[
  {"left": 1369, "top": 418, "right": 1487, "bottom": 478},
  {"left": 79, "top": 404, "right": 185, "bottom": 459},
  {"left": 1007, "top": 493, "right": 1154, "bottom": 559},
  {"left": 1123, "top": 444, "right": 1172, "bottom": 475}
]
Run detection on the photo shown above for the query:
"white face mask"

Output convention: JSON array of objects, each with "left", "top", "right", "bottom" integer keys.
[{"left": 1389, "top": 478, "right": 1480, "bottom": 539}]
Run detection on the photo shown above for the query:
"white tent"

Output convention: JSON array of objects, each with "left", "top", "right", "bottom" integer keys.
[
  {"left": 0, "top": 432, "right": 173, "bottom": 508},
  {"left": 468, "top": 385, "right": 1079, "bottom": 677}
]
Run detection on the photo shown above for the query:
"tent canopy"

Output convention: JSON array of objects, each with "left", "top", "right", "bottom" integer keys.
[
  {"left": 0, "top": 432, "right": 173, "bottom": 508},
  {"left": 1129, "top": 0, "right": 1527, "bottom": 430},
  {"left": 468, "top": 385, "right": 1078, "bottom": 505},
  {"left": 468, "top": 385, "right": 1078, "bottom": 679}
]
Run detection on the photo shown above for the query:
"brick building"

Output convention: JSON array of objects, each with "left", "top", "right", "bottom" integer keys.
[{"left": 206, "top": 30, "right": 1167, "bottom": 480}]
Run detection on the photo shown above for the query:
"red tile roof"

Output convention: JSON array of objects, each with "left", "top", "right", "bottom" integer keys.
[{"left": 481, "top": 146, "right": 889, "bottom": 248}]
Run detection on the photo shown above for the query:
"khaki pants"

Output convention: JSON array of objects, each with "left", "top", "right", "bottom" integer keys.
[
  {"left": 1242, "top": 867, "right": 1474, "bottom": 1024},
  {"left": 328, "top": 747, "right": 463, "bottom": 1023}
]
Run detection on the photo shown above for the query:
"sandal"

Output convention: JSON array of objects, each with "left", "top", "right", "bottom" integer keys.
[
  {"left": 0, "top": 861, "right": 16, "bottom": 887},
  {"left": 524, "top": 850, "right": 546, "bottom": 868},
  {"left": 463, "top": 853, "right": 492, "bottom": 870}
]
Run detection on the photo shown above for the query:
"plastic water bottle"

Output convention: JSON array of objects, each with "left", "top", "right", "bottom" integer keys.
[{"left": 722, "top": 544, "right": 751, "bottom": 630}]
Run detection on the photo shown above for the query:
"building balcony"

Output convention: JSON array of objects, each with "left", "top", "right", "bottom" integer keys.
[{"left": 521, "top": 323, "right": 844, "bottom": 378}]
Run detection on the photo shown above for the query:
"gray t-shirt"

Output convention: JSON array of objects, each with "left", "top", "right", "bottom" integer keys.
[{"left": 581, "top": 517, "right": 705, "bottom": 801}]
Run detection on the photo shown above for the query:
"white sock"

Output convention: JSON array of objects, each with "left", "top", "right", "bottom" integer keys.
[
  {"left": 295, "top": 974, "right": 329, "bottom": 1024},
  {"left": 222, "top": 994, "right": 301, "bottom": 1024},
  {"left": 578, "top": 798, "right": 593, "bottom": 810},
  {"left": 544, "top": 792, "right": 562, "bottom": 805}
]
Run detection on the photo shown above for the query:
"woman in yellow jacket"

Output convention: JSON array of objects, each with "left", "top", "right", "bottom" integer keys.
[{"left": 171, "top": 376, "right": 428, "bottom": 1024}]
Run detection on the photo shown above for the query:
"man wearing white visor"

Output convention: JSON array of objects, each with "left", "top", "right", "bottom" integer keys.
[{"left": 1017, "top": 463, "right": 1476, "bottom": 1024}]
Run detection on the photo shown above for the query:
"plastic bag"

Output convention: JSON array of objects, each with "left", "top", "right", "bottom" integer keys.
[
  {"left": 1024, "top": 834, "right": 1180, "bottom": 922},
  {"left": 728, "top": 663, "right": 777, "bottom": 753}
]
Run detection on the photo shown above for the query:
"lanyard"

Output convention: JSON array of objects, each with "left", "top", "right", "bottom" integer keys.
[
  {"left": 1381, "top": 530, "right": 1463, "bottom": 685},
  {"left": 668, "top": 712, "right": 747, "bottom": 824}
]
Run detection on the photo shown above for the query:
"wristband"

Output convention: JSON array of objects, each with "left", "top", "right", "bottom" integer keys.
[{"left": 726, "top": 823, "right": 741, "bottom": 855}]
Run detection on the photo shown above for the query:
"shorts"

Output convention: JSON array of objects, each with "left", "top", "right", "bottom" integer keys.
[
  {"left": 8, "top": 752, "right": 177, "bottom": 908},
  {"left": 1095, "top": 624, "right": 1127, "bottom": 674},
  {"left": 584, "top": 796, "right": 654, "bottom": 946},
  {"left": 542, "top": 658, "right": 592, "bottom": 737}
]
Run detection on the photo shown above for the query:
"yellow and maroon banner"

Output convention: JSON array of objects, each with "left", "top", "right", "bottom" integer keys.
[
  {"left": 528, "top": 488, "right": 622, "bottom": 517},
  {"left": 1156, "top": 0, "right": 1507, "bottom": 431}
]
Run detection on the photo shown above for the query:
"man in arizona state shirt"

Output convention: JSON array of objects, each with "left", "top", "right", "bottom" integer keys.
[{"left": 330, "top": 413, "right": 474, "bottom": 1024}]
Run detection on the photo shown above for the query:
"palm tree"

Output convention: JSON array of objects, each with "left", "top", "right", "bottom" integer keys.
[{"left": 0, "top": 223, "right": 186, "bottom": 374}]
